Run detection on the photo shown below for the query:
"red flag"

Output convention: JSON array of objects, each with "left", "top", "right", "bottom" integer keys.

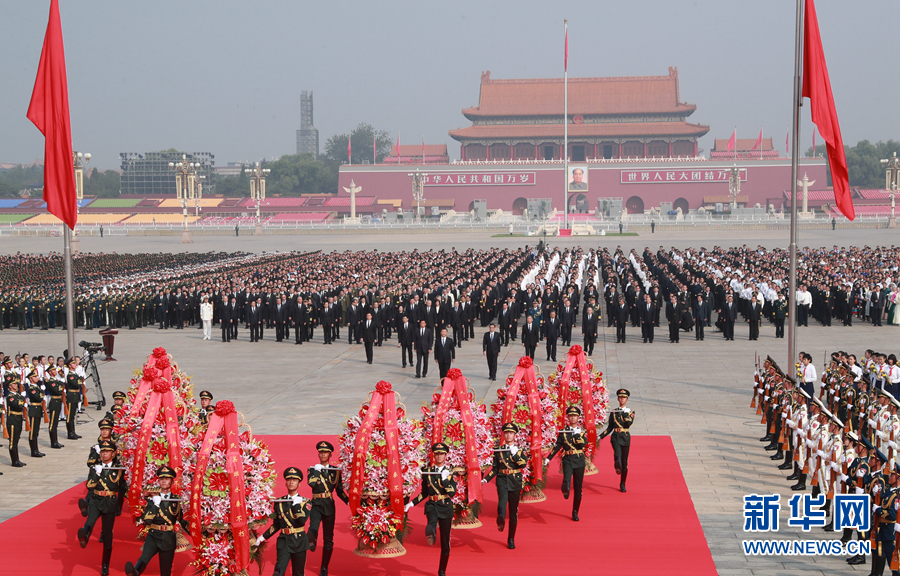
[
  {"left": 726, "top": 129, "right": 736, "bottom": 152},
  {"left": 27, "top": 0, "right": 77, "bottom": 230},
  {"left": 396, "top": 132, "right": 400, "bottom": 156},
  {"left": 564, "top": 25, "right": 568, "bottom": 72},
  {"left": 751, "top": 127, "right": 763, "bottom": 151},
  {"left": 802, "top": 0, "right": 853, "bottom": 220},
  {"left": 347, "top": 136, "right": 351, "bottom": 163},
  {"left": 812, "top": 129, "right": 816, "bottom": 155},
  {"left": 786, "top": 131, "right": 790, "bottom": 157},
  {"left": 422, "top": 133, "right": 425, "bottom": 165},
  {"left": 373, "top": 137, "right": 377, "bottom": 164}
]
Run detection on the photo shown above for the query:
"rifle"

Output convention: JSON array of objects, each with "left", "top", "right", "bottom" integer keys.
[
  {"left": 81, "top": 377, "right": 87, "bottom": 409},
  {"left": 825, "top": 444, "right": 835, "bottom": 500},
  {"left": 872, "top": 488, "right": 882, "bottom": 549},
  {"left": 1, "top": 407, "right": 7, "bottom": 440},
  {"left": 42, "top": 397, "right": 49, "bottom": 424},
  {"left": 781, "top": 403, "right": 792, "bottom": 452},
  {"left": 751, "top": 353, "right": 759, "bottom": 408},
  {"left": 840, "top": 452, "right": 848, "bottom": 495},
  {"left": 809, "top": 434, "right": 823, "bottom": 487}
]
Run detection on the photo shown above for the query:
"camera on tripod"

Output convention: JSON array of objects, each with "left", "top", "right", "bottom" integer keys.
[{"left": 79, "top": 340, "right": 106, "bottom": 355}]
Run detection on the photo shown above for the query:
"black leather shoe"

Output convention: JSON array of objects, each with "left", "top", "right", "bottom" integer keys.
[
  {"left": 426, "top": 526, "right": 436, "bottom": 546},
  {"left": 51, "top": 443, "right": 64, "bottom": 449},
  {"left": 620, "top": 483, "right": 626, "bottom": 493},
  {"left": 764, "top": 443, "right": 778, "bottom": 451},
  {"left": 822, "top": 521, "right": 833, "bottom": 531},
  {"left": 497, "top": 515, "right": 505, "bottom": 532},
  {"left": 786, "top": 471, "right": 800, "bottom": 481},
  {"left": 777, "top": 462, "right": 792, "bottom": 470},
  {"left": 790, "top": 482, "right": 806, "bottom": 491},
  {"left": 846, "top": 554, "right": 865, "bottom": 565},
  {"left": 12, "top": 461, "right": 25, "bottom": 467},
  {"left": 78, "top": 498, "right": 88, "bottom": 517},
  {"left": 507, "top": 538, "right": 515, "bottom": 550},
  {"left": 78, "top": 527, "right": 89, "bottom": 548},
  {"left": 770, "top": 451, "right": 784, "bottom": 460},
  {"left": 572, "top": 511, "right": 579, "bottom": 522},
  {"left": 125, "top": 562, "right": 135, "bottom": 576}
]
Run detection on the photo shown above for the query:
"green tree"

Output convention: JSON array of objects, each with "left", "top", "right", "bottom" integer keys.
[
  {"left": 84, "top": 168, "right": 121, "bottom": 198},
  {"left": 805, "top": 139, "right": 900, "bottom": 188},
  {"left": 215, "top": 166, "right": 249, "bottom": 197},
  {"left": 265, "top": 154, "right": 338, "bottom": 196},
  {"left": 323, "top": 122, "right": 392, "bottom": 165}
]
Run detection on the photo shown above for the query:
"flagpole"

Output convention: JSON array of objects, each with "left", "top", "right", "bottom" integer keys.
[
  {"left": 63, "top": 225, "right": 76, "bottom": 358},
  {"left": 787, "top": 0, "right": 804, "bottom": 374},
  {"left": 563, "top": 18, "right": 568, "bottom": 230}
]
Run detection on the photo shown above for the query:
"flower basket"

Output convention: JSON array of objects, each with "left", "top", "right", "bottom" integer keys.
[
  {"left": 520, "top": 485, "right": 547, "bottom": 503},
  {"left": 547, "top": 345, "right": 610, "bottom": 463}
]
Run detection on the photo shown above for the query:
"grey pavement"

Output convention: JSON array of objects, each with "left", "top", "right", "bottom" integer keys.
[{"left": 2, "top": 229, "right": 898, "bottom": 575}]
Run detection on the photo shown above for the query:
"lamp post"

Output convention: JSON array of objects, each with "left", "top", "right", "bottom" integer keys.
[
  {"left": 71, "top": 150, "right": 91, "bottom": 253},
  {"left": 881, "top": 151, "right": 900, "bottom": 228},
  {"left": 408, "top": 169, "right": 427, "bottom": 222},
  {"left": 245, "top": 161, "right": 270, "bottom": 235},
  {"left": 728, "top": 164, "right": 741, "bottom": 212},
  {"left": 168, "top": 155, "right": 200, "bottom": 243}
]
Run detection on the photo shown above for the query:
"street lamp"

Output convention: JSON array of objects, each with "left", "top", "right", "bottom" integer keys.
[
  {"left": 407, "top": 169, "right": 428, "bottom": 222},
  {"left": 169, "top": 154, "right": 201, "bottom": 243},
  {"left": 881, "top": 151, "right": 900, "bottom": 228},
  {"left": 71, "top": 151, "right": 91, "bottom": 252},
  {"left": 728, "top": 164, "right": 741, "bottom": 212},
  {"left": 245, "top": 162, "right": 270, "bottom": 235}
]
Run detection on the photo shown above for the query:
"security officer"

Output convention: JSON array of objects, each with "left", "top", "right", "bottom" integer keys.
[
  {"left": 23, "top": 368, "right": 46, "bottom": 458},
  {"left": 599, "top": 388, "right": 636, "bottom": 492},
  {"left": 78, "top": 439, "right": 126, "bottom": 576},
  {"left": 65, "top": 357, "right": 83, "bottom": 440},
  {"left": 545, "top": 406, "right": 587, "bottom": 521},
  {"left": 306, "top": 440, "right": 348, "bottom": 576},
  {"left": 257, "top": 467, "right": 312, "bottom": 576},
  {"left": 406, "top": 442, "right": 456, "bottom": 576},
  {"left": 125, "top": 466, "right": 188, "bottom": 576},
  {"left": 198, "top": 391, "right": 214, "bottom": 426},
  {"left": 45, "top": 364, "right": 65, "bottom": 449},
  {"left": 6, "top": 379, "right": 26, "bottom": 467},
  {"left": 482, "top": 422, "right": 528, "bottom": 550}
]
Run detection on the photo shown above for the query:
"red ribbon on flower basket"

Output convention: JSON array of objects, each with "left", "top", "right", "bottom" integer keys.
[
  {"left": 348, "top": 381, "right": 404, "bottom": 526},
  {"left": 433, "top": 368, "right": 483, "bottom": 503},
  {"left": 501, "top": 357, "right": 544, "bottom": 482},
  {"left": 127, "top": 376, "right": 184, "bottom": 511},
  {"left": 556, "top": 345, "right": 598, "bottom": 447},
  {"left": 188, "top": 400, "right": 250, "bottom": 573},
  {"left": 129, "top": 349, "right": 173, "bottom": 420}
]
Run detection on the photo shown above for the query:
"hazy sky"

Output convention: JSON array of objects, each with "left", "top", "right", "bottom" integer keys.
[{"left": 2, "top": 1, "right": 895, "bottom": 170}]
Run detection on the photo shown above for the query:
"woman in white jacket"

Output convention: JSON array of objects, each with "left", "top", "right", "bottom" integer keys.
[{"left": 200, "top": 296, "right": 214, "bottom": 340}]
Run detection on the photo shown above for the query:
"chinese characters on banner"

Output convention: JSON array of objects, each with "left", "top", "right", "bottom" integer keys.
[
  {"left": 620, "top": 169, "right": 748, "bottom": 184},
  {"left": 423, "top": 172, "right": 536, "bottom": 186}
]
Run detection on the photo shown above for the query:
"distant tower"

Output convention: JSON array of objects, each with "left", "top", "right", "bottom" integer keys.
[{"left": 296, "top": 91, "right": 319, "bottom": 158}]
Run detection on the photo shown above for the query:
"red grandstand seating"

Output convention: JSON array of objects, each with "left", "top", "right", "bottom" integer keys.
[
  {"left": 324, "top": 196, "right": 376, "bottom": 207},
  {"left": 269, "top": 212, "right": 330, "bottom": 223}
]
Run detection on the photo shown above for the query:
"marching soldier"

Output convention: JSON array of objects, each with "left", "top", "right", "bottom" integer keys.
[
  {"left": 256, "top": 467, "right": 312, "bottom": 576},
  {"left": 482, "top": 422, "right": 528, "bottom": 550},
  {"left": 65, "top": 357, "right": 83, "bottom": 440},
  {"left": 545, "top": 406, "right": 587, "bottom": 521},
  {"left": 45, "top": 364, "right": 65, "bottom": 449},
  {"left": 599, "top": 388, "right": 635, "bottom": 493},
  {"left": 78, "top": 439, "right": 126, "bottom": 576},
  {"left": 197, "top": 391, "right": 214, "bottom": 426},
  {"left": 406, "top": 442, "right": 455, "bottom": 576},
  {"left": 125, "top": 466, "right": 189, "bottom": 576},
  {"left": 80, "top": 418, "right": 118, "bottom": 517},
  {"left": 6, "top": 379, "right": 25, "bottom": 467},
  {"left": 306, "top": 441, "right": 348, "bottom": 576},
  {"left": 23, "top": 368, "right": 46, "bottom": 458}
]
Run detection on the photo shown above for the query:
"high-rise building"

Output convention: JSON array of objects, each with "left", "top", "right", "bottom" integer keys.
[
  {"left": 120, "top": 151, "right": 215, "bottom": 196},
  {"left": 296, "top": 91, "right": 319, "bottom": 157}
]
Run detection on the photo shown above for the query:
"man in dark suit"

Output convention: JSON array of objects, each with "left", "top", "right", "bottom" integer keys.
[
  {"left": 582, "top": 306, "right": 598, "bottom": 355},
  {"left": 692, "top": 294, "right": 708, "bottom": 341},
  {"left": 520, "top": 315, "right": 539, "bottom": 359},
  {"left": 483, "top": 323, "right": 501, "bottom": 380},
  {"left": 434, "top": 327, "right": 456, "bottom": 379},
  {"left": 274, "top": 297, "right": 288, "bottom": 342},
  {"left": 721, "top": 295, "right": 737, "bottom": 341},
  {"left": 321, "top": 303, "right": 335, "bottom": 345},
  {"left": 247, "top": 301, "right": 262, "bottom": 342},
  {"left": 544, "top": 310, "right": 560, "bottom": 362},
  {"left": 872, "top": 285, "right": 886, "bottom": 326},
  {"left": 362, "top": 312, "right": 377, "bottom": 364},
  {"left": 640, "top": 294, "right": 656, "bottom": 344},
  {"left": 347, "top": 298, "right": 362, "bottom": 344},
  {"left": 665, "top": 295, "right": 682, "bottom": 343},
  {"left": 498, "top": 303, "right": 512, "bottom": 346},
  {"left": 748, "top": 296, "right": 762, "bottom": 340},
  {"left": 157, "top": 290, "right": 168, "bottom": 329},
  {"left": 559, "top": 299, "right": 575, "bottom": 346},
  {"left": 397, "top": 315, "right": 414, "bottom": 368},
  {"left": 415, "top": 320, "right": 433, "bottom": 378},
  {"left": 614, "top": 295, "right": 629, "bottom": 343},
  {"left": 221, "top": 296, "right": 234, "bottom": 342},
  {"left": 174, "top": 289, "right": 185, "bottom": 329},
  {"left": 450, "top": 301, "right": 464, "bottom": 348}
]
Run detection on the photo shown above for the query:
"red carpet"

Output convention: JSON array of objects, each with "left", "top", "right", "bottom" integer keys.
[{"left": 2, "top": 435, "right": 715, "bottom": 576}]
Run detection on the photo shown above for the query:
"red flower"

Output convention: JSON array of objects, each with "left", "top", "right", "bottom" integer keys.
[
  {"left": 497, "top": 389, "right": 506, "bottom": 399},
  {"left": 375, "top": 381, "right": 392, "bottom": 395},
  {"left": 358, "top": 407, "right": 368, "bottom": 418},
  {"left": 446, "top": 422, "right": 463, "bottom": 442},
  {"left": 373, "top": 443, "right": 388, "bottom": 460},
  {"left": 251, "top": 447, "right": 261, "bottom": 459},
  {"left": 518, "top": 357, "right": 533, "bottom": 368},
  {"left": 397, "top": 407, "right": 405, "bottom": 419},
  {"left": 446, "top": 368, "right": 463, "bottom": 380},
  {"left": 568, "top": 345, "right": 583, "bottom": 356},
  {"left": 155, "top": 356, "right": 171, "bottom": 371},
  {"left": 152, "top": 347, "right": 167, "bottom": 358},
  {"left": 514, "top": 409, "right": 530, "bottom": 424},
  {"left": 420, "top": 405, "right": 429, "bottom": 416},
  {"left": 214, "top": 400, "right": 235, "bottom": 416},
  {"left": 240, "top": 431, "right": 250, "bottom": 443},
  {"left": 208, "top": 471, "right": 229, "bottom": 492},
  {"left": 150, "top": 441, "right": 168, "bottom": 461},
  {"left": 432, "top": 393, "right": 442, "bottom": 405},
  {"left": 376, "top": 416, "right": 384, "bottom": 429},
  {"left": 143, "top": 366, "right": 159, "bottom": 380},
  {"left": 151, "top": 378, "right": 171, "bottom": 393}
]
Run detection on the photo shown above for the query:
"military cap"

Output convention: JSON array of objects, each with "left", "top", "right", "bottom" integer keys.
[
  {"left": 46, "top": 365, "right": 57, "bottom": 372},
  {"left": 199, "top": 390, "right": 213, "bottom": 401},
  {"left": 316, "top": 441, "right": 334, "bottom": 453},
  {"left": 878, "top": 388, "right": 893, "bottom": 399},
  {"left": 873, "top": 449, "right": 888, "bottom": 464},
  {"left": 566, "top": 406, "right": 582, "bottom": 416},
  {"left": 616, "top": 388, "right": 630, "bottom": 398},
  {"left": 156, "top": 466, "right": 177, "bottom": 479},
  {"left": 2, "top": 358, "right": 12, "bottom": 365},
  {"left": 99, "top": 418, "right": 114, "bottom": 429},
  {"left": 283, "top": 466, "right": 303, "bottom": 480},
  {"left": 784, "top": 375, "right": 796, "bottom": 384},
  {"left": 26, "top": 369, "right": 40, "bottom": 379},
  {"left": 894, "top": 462, "right": 900, "bottom": 475},
  {"left": 98, "top": 439, "right": 117, "bottom": 452},
  {"left": 65, "top": 357, "right": 77, "bottom": 366},
  {"left": 830, "top": 416, "right": 844, "bottom": 428},
  {"left": 502, "top": 423, "right": 519, "bottom": 433},
  {"left": 811, "top": 397, "right": 825, "bottom": 410},
  {"left": 798, "top": 388, "right": 811, "bottom": 400},
  {"left": 112, "top": 391, "right": 126, "bottom": 400},
  {"left": 847, "top": 431, "right": 860, "bottom": 443},
  {"left": 431, "top": 442, "right": 450, "bottom": 454}
]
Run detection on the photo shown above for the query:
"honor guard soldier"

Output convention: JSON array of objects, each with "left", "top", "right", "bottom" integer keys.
[
  {"left": 78, "top": 439, "right": 126, "bottom": 576},
  {"left": 545, "top": 406, "right": 587, "bottom": 521},
  {"left": 256, "top": 467, "right": 312, "bottom": 576},
  {"left": 197, "top": 391, "right": 214, "bottom": 426},
  {"left": 125, "top": 466, "right": 189, "bottom": 576},
  {"left": 406, "top": 442, "right": 456, "bottom": 576},
  {"left": 65, "top": 357, "right": 83, "bottom": 440},
  {"left": 599, "top": 389, "right": 635, "bottom": 492},
  {"left": 870, "top": 457, "right": 898, "bottom": 575},
  {"left": 482, "top": 422, "right": 528, "bottom": 550},
  {"left": 107, "top": 390, "right": 127, "bottom": 421},
  {"left": 45, "top": 364, "right": 65, "bottom": 448},
  {"left": 6, "top": 379, "right": 25, "bottom": 467},
  {"left": 80, "top": 418, "right": 118, "bottom": 517},
  {"left": 2, "top": 356, "right": 16, "bottom": 396},
  {"left": 307, "top": 441, "right": 348, "bottom": 576},
  {"left": 23, "top": 368, "right": 46, "bottom": 458}
]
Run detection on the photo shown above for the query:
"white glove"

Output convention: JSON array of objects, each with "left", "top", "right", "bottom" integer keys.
[
  {"left": 93, "top": 445, "right": 101, "bottom": 453},
  {"left": 895, "top": 523, "right": 900, "bottom": 534},
  {"left": 441, "top": 469, "right": 450, "bottom": 481},
  {"left": 256, "top": 535, "right": 265, "bottom": 545},
  {"left": 841, "top": 474, "right": 849, "bottom": 483},
  {"left": 817, "top": 450, "right": 825, "bottom": 459},
  {"left": 152, "top": 495, "right": 162, "bottom": 507},
  {"left": 856, "top": 487, "right": 864, "bottom": 495},
  {"left": 831, "top": 462, "right": 840, "bottom": 472},
  {"left": 857, "top": 469, "right": 866, "bottom": 478},
  {"left": 873, "top": 504, "right": 881, "bottom": 513},
  {"left": 622, "top": 407, "right": 631, "bottom": 413},
  {"left": 291, "top": 495, "right": 303, "bottom": 506},
  {"left": 869, "top": 419, "right": 877, "bottom": 427},
  {"left": 93, "top": 465, "right": 103, "bottom": 475},
  {"left": 40, "top": 385, "right": 45, "bottom": 391},
  {"left": 873, "top": 484, "right": 882, "bottom": 495},
  {"left": 896, "top": 502, "right": 900, "bottom": 511},
  {"left": 764, "top": 396, "right": 769, "bottom": 401},
  {"left": 572, "top": 427, "right": 583, "bottom": 434},
  {"left": 481, "top": 478, "right": 488, "bottom": 485},
  {"left": 787, "top": 421, "right": 796, "bottom": 429},
  {"left": 543, "top": 458, "right": 550, "bottom": 466},
  {"left": 877, "top": 431, "right": 887, "bottom": 440},
  {"left": 404, "top": 502, "right": 413, "bottom": 512},
  {"left": 509, "top": 446, "right": 518, "bottom": 456},
  {"left": 313, "top": 464, "right": 324, "bottom": 472}
]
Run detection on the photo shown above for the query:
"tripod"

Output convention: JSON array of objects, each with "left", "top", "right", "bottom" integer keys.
[{"left": 81, "top": 350, "right": 107, "bottom": 411}]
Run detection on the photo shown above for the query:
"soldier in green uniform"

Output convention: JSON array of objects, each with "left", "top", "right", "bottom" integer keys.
[
  {"left": 127, "top": 290, "right": 138, "bottom": 330},
  {"left": 197, "top": 391, "right": 214, "bottom": 426},
  {"left": 125, "top": 466, "right": 189, "bottom": 576},
  {"left": 107, "top": 390, "right": 127, "bottom": 422},
  {"left": 78, "top": 439, "right": 126, "bottom": 576},
  {"left": 15, "top": 293, "right": 27, "bottom": 330},
  {"left": 257, "top": 466, "right": 313, "bottom": 576},
  {"left": 406, "top": 442, "right": 456, "bottom": 576},
  {"left": 482, "top": 422, "right": 528, "bottom": 550},
  {"left": 546, "top": 405, "right": 588, "bottom": 521},
  {"left": 80, "top": 418, "right": 118, "bottom": 517},
  {"left": 6, "top": 379, "right": 26, "bottom": 467},
  {"left": 65, "top": 357, "right": 83, "bottom": 440},
  {"left": 2, "top": 357, "right": 16, "bottom": 396},
  {"left": 23, "top": 369, "right": 46, "bottom": 458},
  {"left": 306, "top": 441, "right": 348, "bottom": 576},
  {"left": 773, "top": 292, "right": 787, "bottom": 338},
  {"left": 45, "top": 364, "right": 65, "bottom": 449},
  {"left": 599, "top": 388, "right": 636, "bottom": 493}
]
